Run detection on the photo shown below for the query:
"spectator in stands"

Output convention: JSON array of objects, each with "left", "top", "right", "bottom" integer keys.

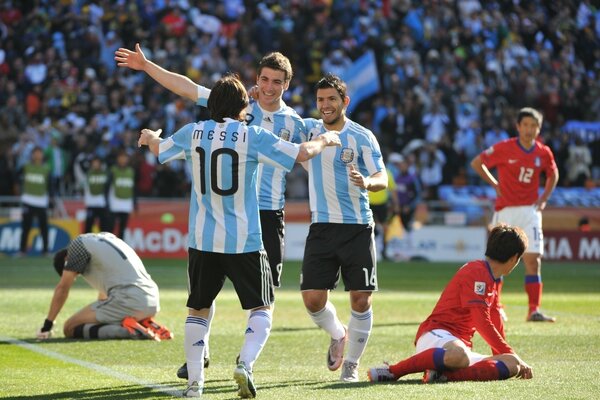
[
  {"left": 566, "top": 136, "right": 592, "bottom": 187},
  {"left": 18, "top": 146, "right": 52, "bottom": 256},
  {"left": 83, "top": 156, "right": 109, "bottom": 233},
  {"left": 107, "top": 151, "right": 136, "bottom": 239}
]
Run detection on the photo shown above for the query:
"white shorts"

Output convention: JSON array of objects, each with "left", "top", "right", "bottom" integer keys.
[
  {"left": 416, "top": 329, "right": 487, "bottom": 366},
  {"left": 492, "top": 205, "right": 543, "bottom": 255}
]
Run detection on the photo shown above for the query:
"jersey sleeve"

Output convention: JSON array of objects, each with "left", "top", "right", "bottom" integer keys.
[
  {"left": 64, "top": 236, "right": 91, "bottom": 274},
  {"left": 457, "top": 268, "right": 494, "bottom": 309},
  {"left": 291, "top": 116, "right": 307, "bottom": 144},
  {"left": 252, "top": 126, "right": 299, "bottom": 173},
  {"left": 470, "top": 307, "right": 514, "bottom": 354},
  {"left": 158, "top": 123, "right": 195, "bottom": 164},
  {"left": 359, "top": 130, "right": 385, "bottom": 176},
  {"left": 196, "top": 85, "right": 211, "bottom": 108},
  {"left": 542, "top": 144, "right": 558, "bottom": 177},
  {"left": 479, "top": 141, "right": 505, "bottom": 169}
]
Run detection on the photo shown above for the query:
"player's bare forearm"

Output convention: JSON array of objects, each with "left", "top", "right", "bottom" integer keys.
[
  {"left": 470, "top": 156, "right": 498, "bottom": 188},
  {"left": 296, "top": 131, "right": 341, "bottom": 162},
  {"left": 537, "top": 170, "right": 559, "bottom": 209},
  {"left": 139, "top": 128, "right": 162, "bottom": 156},
  {"left": 46, "top": 284, "right": 70, "bottom": 322},
  {"left": 115, "top": 43, "right": 198, "bottom": 101}
]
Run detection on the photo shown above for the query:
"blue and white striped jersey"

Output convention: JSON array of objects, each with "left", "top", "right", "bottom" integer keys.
[
  {"left": 158, "top": 118, "right": 300, "bottom": 254},
  {"left": 197, "top": 86, "right": 306, "bottom": 210},
  {"left": 303, "top": 118, "right": 384, "bottom": 224}
]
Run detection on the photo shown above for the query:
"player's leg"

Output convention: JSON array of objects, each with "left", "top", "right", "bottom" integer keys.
[
  {"left": 226, "top": 249, "right": 274, "bottom": 399},
  {"left": 184, "top": 249, "right": 225, "bottom": 397},
  {"left": 301, "top": 223, "right": 347, "bottom": 371},
  {"left": 63, "top": 304, "right": 101, "bottom": 337},
  {"left": 339, "top": 223, "right": 377, "bottom": 382},
  {"left": 369, "top": 331, "right": 469, "bottom": 382},
  {"left": 84, "top": 207, "right": 95, "bottom": 233},
  {"left": 435, "top": 355, "right": 515, "bottom": 382},
  {"left": 37, "top": 207, "right": 49, "bottom": 253},
  {"left": 19, "top": 205, "right": 34, "bottom": 254},
  {"left": 259, "top": 209, "right": 285, "bottom": 288}
]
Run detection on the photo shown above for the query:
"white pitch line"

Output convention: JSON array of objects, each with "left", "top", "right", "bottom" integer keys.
[{"left": 0, "top": 336, "right": 181, "bottom": 398}]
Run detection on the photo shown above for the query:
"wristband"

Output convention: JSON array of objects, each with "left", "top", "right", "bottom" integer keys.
[{"left": 41, "top": 319, "right": 54, "bottom": 332}]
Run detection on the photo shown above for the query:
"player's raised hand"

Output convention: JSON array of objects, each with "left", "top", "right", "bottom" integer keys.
[
  {"left": 348, "top": 164, "right": 370, "bottom": 190},
  {"left": 115, "top": 43, "right": 147, "bottom": 70},
  {"left": 319, "top": 131, "right": 341, "bottom": 147},
  {"left": 138, "top": 128, "right": 162, "bottom": 147}
]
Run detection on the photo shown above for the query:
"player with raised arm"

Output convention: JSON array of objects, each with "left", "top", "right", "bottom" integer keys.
[
  {"left": 116, "top": 46, "right": 305, "bottom": 374},
  {"left": 300, "top": 74, "right": 388, "bottom": 382},
  {"left": 368, "top": 224, "right": 533, "bottom": 384},
  {"left": 138, "top": 74, "right": 340, "bottom": 398},
  {"left": 471, "top": 107, "right": 558, "bottom": 322}
]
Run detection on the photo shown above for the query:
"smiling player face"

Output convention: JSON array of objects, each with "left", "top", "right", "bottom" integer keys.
[
  {"left": 317, "top": 87, "right": 349, "bottom": 130},
  {"left": 256, "top": 67, "right": 289, "bottom": 111}
]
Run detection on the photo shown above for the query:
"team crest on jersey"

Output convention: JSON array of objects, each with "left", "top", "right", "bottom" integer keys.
[
  {"left": 535, "top": 157, "right": 540, "bottom": 167},
  {"left": 340, "top": 148, "right": 354, "bottom": 163},
  {"left": 245, "top": 113, "right": 255, "bottom": 124},
  {"left": 484, "top": 147, "right": 494, "bottom": 155},
  {"left": 474, "top": 281, "right": 486, "bottom": 295},
  {"left": 278, "top": 128, "right": 291, "bottom": 141}
]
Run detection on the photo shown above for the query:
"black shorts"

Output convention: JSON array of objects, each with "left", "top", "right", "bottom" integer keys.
[
  {"left": 301, "top": 223, "right": 378, "bottom": 291},
  {"left": 370, "top": 203, "right": 389, "bottom": 224},
  {"left": 187, "top": 247, "right": 274, "bottom": 310},
  {"left": 260, "top": 209, "right": 284, "bottom": 287}
]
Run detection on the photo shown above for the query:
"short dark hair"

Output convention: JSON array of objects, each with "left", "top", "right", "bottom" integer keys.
[
  {"left": 517, "top": 107, "right": 543, "bottom": 126},
  {"left": 207, "top": 74, "right": 249, "bottom": 122},
  {"left": 485, "top": 224, "right": 528, "bottom": 263},
  {"left": 258, "top": 52, "right": 293, "bottom": 82},
  {"left": 316, "top": 73, "right": 347, "bottom": 99},
  {"left": 53, "top": 248, "right": 68, "bottom": 276}
]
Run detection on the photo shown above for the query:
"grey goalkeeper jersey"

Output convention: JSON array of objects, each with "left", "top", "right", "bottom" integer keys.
[{"left": 64, "top": 232, "right": 159, "bottom": 299}]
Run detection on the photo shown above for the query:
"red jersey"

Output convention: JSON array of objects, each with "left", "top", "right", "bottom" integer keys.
[
  {"left": 415, "top": 260, "right": 513, "bottom": 355},
  {"left": 479, "top": 138, "right": 557, "bottom": 211}
]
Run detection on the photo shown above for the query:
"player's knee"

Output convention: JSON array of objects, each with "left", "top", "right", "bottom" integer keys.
[
  {"left": 495, "top": 354, "right": 520, "bottom": 377},
  {"left": 443, "top": 346, "right": 470, "bottom": 369},
  {"left": 349, "top": 293, "right": 372, "bottom": 312},
  {"left": 302, "top": 292, "right": 327, "bottom": 313}
]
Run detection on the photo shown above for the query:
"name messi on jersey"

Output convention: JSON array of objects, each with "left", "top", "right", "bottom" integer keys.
[{"left": 193, "top": 129, "right": 247, "bottom": 143}]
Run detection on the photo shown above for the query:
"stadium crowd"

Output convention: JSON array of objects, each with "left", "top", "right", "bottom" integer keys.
[{"left": 1, "top": 0, "right": 599, "bottom": 202}]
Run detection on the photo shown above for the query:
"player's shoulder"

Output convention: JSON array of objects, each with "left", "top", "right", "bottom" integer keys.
[
  {"left": 456, "top": 260, "right": 489, "bottom": 279},
  {"left": 346, "top": 119, "right": 375, "bottom": 140}
]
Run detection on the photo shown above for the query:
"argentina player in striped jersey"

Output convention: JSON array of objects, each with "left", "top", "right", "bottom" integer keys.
[
  {"left": 115, "top": 47, "right": 305, "bottom": 376},
  {"left": 301, "top": 74, "right": 388, "bottom": 383},
  {"left": 138, "top": 75, "right": 340, "bottom": 398}
]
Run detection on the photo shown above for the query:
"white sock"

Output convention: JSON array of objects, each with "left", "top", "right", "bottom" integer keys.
[
  {"left": 238, "top": 309, "right": 272, "bottom": 371},
  {"left": 204, "top": 302, "right": 215, "bottom": 360},
  {"left": 184, "top": 316, "right": 208, "bottom": 385},
  {"left": 345, "top": 307, "right": 373, "bottom": 363},
  {"left": 308, "top": 301, "right": 345, "bottom": 340}
]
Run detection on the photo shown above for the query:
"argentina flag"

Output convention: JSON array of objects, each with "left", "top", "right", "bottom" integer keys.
[{"left": 340, "top": 51, "right": 380, "bottom": 115}]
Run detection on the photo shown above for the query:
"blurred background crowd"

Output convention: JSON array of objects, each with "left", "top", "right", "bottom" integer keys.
[{"left": 1, "top": 0, "right": 599, "bottom": 202}]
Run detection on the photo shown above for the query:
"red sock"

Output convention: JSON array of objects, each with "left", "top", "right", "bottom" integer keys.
[
  {"left": 525, "top": 276, "right": 543, "bottom": 314},
  {"left": 389, "top": 348, "right": 445, "bottom": 378},
  {"left": 443, "top": 359, "right": 508, "bottom": 381}
]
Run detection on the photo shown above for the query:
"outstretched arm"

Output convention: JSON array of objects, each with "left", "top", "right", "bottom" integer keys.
[
  {"left": 138, "top": 128, "right": 163, "bottom": 157},
  {"left": 115, "top": 43, "right": 199, "bottom": 102}
]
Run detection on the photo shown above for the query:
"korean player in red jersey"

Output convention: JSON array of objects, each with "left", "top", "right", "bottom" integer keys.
[
  {"left": 368, "top": 224, "right": 533, "bottom": 383},
  {"left": 470, "top": 107, "right": 558, "bottom": 322}
]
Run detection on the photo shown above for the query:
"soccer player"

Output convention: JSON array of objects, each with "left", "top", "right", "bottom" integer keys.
[
  {"left": 18, "top": 146, "right": 52, "bottom": 256},
  {"left": 470, "top": 107, "right": 558, "bottom": 322},
  {"left": 115, "top": 46, "right": 305, "bottom": 374},
  {"left": 37, "top": 232, "right": 170, "bottom": 341},
  {"left": 301, "top": 74, "right": 388, "bottom": 382},
  {"left": 368, "top": 224, "right": 533, "bottom": 383},
  {"left": 138, "top": 74, "right": 340, "bottom": 398}
]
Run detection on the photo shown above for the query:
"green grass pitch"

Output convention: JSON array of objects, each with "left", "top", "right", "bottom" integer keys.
[{"left": 1, "top": 257, "right": 599, "bottom": 399}]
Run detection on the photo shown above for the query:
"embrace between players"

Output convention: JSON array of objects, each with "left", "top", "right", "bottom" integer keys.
[{"left": 38, "top": 46, "right": 556, "bottom": 398}]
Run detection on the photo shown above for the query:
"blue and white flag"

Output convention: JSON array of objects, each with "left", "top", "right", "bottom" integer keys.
[{"left": 340, "top": 51, "right": 380, "bottom": 115}]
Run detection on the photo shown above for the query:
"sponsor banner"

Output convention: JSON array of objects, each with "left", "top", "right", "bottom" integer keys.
[
  {"left": 123, "top": 221, "right": 188, "bottom": 258},
  {"left": 0, "top": 219, "right": 80, "bottom": 256},
  {"left": 284, "top": 223, "right": 487, "bottom": 262},
  {"left": 543, "top": 231, "right": 600, "bottom": 262}
]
